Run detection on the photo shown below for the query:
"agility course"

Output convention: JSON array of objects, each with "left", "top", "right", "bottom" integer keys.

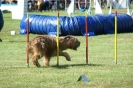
[
  {"left": 15, "top": 0, "right": 133, "bottom": 66},
  {"left": 19, "top": 0, "right": 133, "bottom": 66},
  {"left": 1, "top": 0, "right": 133, "bottom": 87}
]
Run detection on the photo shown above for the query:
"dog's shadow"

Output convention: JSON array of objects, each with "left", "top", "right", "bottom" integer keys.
[{"left": 50, "top": 63, "right": 104, "bottom": 69}]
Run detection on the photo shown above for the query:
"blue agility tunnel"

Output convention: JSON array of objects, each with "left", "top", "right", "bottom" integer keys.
[
  {"left": 20, "top": 14, "right": 133, "bottom": 36},
  {"left": 0, "top": 10, "right": 4, "bottom": 31}
]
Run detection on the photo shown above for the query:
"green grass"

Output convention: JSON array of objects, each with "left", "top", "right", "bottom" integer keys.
[{"left": 0, "top": 11, "right": 133, "bottom": 88}]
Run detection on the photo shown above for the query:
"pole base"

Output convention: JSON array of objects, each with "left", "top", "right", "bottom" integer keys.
[{"left": 26, "top": 64, "right": 29, "bottom": 68}]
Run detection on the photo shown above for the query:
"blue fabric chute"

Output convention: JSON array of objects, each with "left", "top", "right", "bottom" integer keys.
[
  {"left": 60, "top": 16, "right": 81, "bottom": 35},
  {"left": 105, "top": 14, "right": 115, "bottom": 34},
  {"left": 20, "top": 14, "right": 133, "bottom": 36}
]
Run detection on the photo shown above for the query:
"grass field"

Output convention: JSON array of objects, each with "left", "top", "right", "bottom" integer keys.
[{"left": 0, "top": 11, "right": 133, "bottom": 88}]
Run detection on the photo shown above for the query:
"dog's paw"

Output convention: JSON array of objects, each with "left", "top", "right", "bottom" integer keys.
[{"left": 66, "top": 57, "right": 71, "bottom": 61}]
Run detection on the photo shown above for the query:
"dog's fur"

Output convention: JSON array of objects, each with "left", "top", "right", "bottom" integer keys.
[{"left": 27, "top": 35, "right": 80, "bottom": 67}]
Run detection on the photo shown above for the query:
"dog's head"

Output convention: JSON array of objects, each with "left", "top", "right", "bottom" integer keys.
[{"left": 64, "top": 35, "right": 80, "bottom": 50}]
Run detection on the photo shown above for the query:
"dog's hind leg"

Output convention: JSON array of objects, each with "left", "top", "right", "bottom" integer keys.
[
  {"left": 31, "top": 43, "right": 43, "bottom": 67},
  {"left": 31, "top": 55, "right": 41, "bottom": 67}
]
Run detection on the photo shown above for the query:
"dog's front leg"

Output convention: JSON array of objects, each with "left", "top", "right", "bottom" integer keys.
[
  {"left": 43, "top": 56, "right": 51, "bottom": 66},
  {"left": 52, "top": 51, "right": 71, "bottom": 61},
  {"left": 59, "top": 52, "right": 71, "bottom": 61}
]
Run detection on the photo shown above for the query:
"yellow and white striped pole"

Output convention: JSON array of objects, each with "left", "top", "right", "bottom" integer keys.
[
  {"left": 114, "top": 11, "right": 117, "bottom": 64},
  {"left": 57, "top": 12, "right": 60, "bottom": 66}
]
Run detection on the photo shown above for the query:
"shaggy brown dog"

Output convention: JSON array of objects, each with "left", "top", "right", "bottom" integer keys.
[{"left": 27, "top": 35, "right": 80, "bottom": 67}]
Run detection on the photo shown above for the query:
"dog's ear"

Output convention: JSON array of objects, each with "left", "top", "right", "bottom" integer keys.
[{"left": 64, "top": 35, "right": 72, "bottom": 41}]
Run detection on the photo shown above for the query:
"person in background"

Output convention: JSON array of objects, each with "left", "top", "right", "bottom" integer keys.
[
  {"left": 38, "top": 0, "right": 52, "bottom": 12},
  {"left": 33, "top": 0, "right": 38, "bottom": 11},
  {"left": 37, "top": 0, "right": 44, "bottom": 11},
  {"left": 44, "top": 0, "right": 51, "bottom": 10},
  {"left": 8, "top": 0, "right": 12, "bottom": 4},
  {"left": 12, "top": 0, "right": 17, "bottom": 4},
  {"left": 101, "top": 0, "right": 107, "bottom": 9},
  {"left": 28, "top": 0, "right": 34, "bottom": 11},
  {"left": 2, "top": 0, "right": 8, "bottom": 4}
]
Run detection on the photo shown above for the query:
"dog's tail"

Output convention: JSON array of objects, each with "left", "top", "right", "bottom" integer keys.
[{"left": 27, "top": 41, "right": 34, "bottom": 55}]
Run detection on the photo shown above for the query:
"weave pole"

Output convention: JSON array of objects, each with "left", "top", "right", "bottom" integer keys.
[
  {"left": 85, "top": 11, "right": 88, "bottom": 65},
  {"left": 114, "top": 11, "right": 117, "bottom": 64},
  {"left": 26, "top": 13, "right": 29, "bottom": 67},
  {"left": 56, "top": 12, "right": 60, "bottom": 66}
]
